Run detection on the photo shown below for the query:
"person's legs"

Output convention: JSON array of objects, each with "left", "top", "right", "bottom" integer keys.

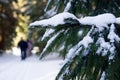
[
  {"left": 21, "top": 50, "right": 24, "bottom": 60},
  {"left": 26, "top": 48, "right": 30, "bottom": 57},
  {"left": 21, "top": 50, "right": 26, "bottom": 60},
  {"left": 24, "top": 49, "right": 27, "bottom": 59}
]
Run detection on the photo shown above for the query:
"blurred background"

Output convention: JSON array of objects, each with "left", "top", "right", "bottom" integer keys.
[{"left": 0, "top": 0, "right": 48, "bottom": 55}]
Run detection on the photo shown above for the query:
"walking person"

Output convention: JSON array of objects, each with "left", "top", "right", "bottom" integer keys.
[
  {"left": 17, "top": 37, "right": 28, "bottom": 60},
  {"left": 26, "top": 39, "right": 33, "bottom": 57}
]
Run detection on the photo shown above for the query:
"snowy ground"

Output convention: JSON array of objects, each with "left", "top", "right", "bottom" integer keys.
[{"left": 0, "top": 52, "right": 64, "bottom": 80}]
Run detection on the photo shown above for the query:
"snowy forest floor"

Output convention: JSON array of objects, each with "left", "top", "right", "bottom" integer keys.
[{"left": 0, "top": 52, "right": 63, "bottom": 80}]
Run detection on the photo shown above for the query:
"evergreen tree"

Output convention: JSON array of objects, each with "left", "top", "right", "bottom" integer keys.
[
  {"left": 29, "top": 0, "right": 120, "bottom": 80},
  {"left": 0, "top": 0, "right": 17, "bottom": 50}
]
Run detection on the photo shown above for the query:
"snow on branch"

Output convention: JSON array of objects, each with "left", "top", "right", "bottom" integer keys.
[
  {"left": 30, "top": 12, "right": 120, "bottom": 30},
  {"left": 79, "top": 13, "right": 116, "bottom": 27},
  {"left": 64, "top": 0, "right": 72, "bottom": 12},
  {"left": 79, "top": 13, "right": 117, "bottom": 31},
  {"left": 41, "top": 29, "right": 55, "bottom": 41},
  {"left": 30, "top": 12, "right": 120, "bottom": 61},
  {"left": 39, "top": 30, "right": 64, "bottom": 59},
  {"left": 30, "top": 12, "right": 78, "bottom": 27},
  {"left": 108, "top": 24, "right": 120, "bottom": 42},
  {"left": 116, "top": 17, "right": 120, "bottom": 24}
]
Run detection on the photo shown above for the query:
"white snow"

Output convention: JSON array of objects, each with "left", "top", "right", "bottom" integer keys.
[
  {"left": 65, "top": 27, "right": 94, "bottom": 62},
  {"left": 44, "top": 0, "right": 51, "bottom": 12},
  {"left": 45, "top": 6, "right": 57, "bottom": 17},
  {"left": 116, "top": 17, "right": 120, "bottom": 24},
  {"left": 100, "top": 71, "right": 105, "bottom": 80},
  {"left": 65, "top": 35, "right": 93, "bottom": 62},
  {"left": 64, "top": 0, "right": 72, "bottom": 12},
  {"left": 96, "top": 37, "right": 111, "bottom": 56},
  {"left": 79, "top": 13, "right": 116, "bottom": 26},
  {"left": 80, "top": 35, "right": 93, "bottom": 48},
  {"left": 29, "top": 12, "right": 120, "bottom": 64},
  {"left": 30, "top": 12, "right": 120, "bottom": 29},
  {"left": 109, "top": 45, "right": 115, "bottom": 60},
  {"left": 41, "top": 29, "right": 55, "bottom": 41},
  {"left": 41, "top": 30, "right": 64, "bottom": 55},
  {"left": 30, "top": 12, "right": 77, "bottom": 27},
  {"left": 108, "top": 24, "right": 120, "bottom": 42},
  {"left": 12, "top": 47, "right": 21, "bottom": 56},
  {"left": 0, "top": 53, "right": 63, "bottom": 80},
  {"left": 79, "top": 13, "right": 116, "bottom": 31}
]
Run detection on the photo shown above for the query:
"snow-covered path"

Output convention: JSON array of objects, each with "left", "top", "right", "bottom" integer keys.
[{"left": 0, "top": 53, "right": 63, "bottom": 80}]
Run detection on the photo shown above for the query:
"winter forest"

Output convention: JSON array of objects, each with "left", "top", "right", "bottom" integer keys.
[{"left": 1, "top": 0, "right": 120, "bottom": 80}]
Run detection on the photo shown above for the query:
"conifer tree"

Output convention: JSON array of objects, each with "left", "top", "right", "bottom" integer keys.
[
  {"left": 0, "top": 0, "right": 17, "bottom": 50},
  {"left": 29, "top": 0, "right": 120, "bottom": 80}
]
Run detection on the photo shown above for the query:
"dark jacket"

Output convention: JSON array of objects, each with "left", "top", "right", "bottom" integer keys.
[{"left": 18, "top": 40, "right": 28, "bottom": 50}]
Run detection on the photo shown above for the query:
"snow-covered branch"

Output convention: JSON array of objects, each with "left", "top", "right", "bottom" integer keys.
[
  {"left": 29, "top": 11, "right": 120, "bottom": 80},
  {"left": 30, "top": 12, "right": 78, "bottom": 28},
  {"left": 30, "top": 12, "right": 120, "bottom": 30}
]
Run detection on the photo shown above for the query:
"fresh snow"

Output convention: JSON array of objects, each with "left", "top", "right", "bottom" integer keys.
[
  {"left": 79, "top": 13, "right": 116, "bottom": 26},
  {"left": 100, "top": 71, "right": 105, "bottom": 80},
  {"left": 116, "top": 17, "right": 120, "bottom": 24},
  {"left": 64, "top": 0, "right": 72, "bottom": 12},
  {"left": 80, "top": 35, "right": 93, "bottom": 48},
  {"left": 41, "top": 29, "right": 55, "bottom": 41},
  {"left": 65, "top": 28, "right": 93, "bottom": 62},
  {"left": 30, "top": 12, "right": 77, "bottom": 27},
  {"left": 30, "top": 12, "right": 120, "bottom": 28},
  {"left": 0, "top": 53, "right": 63, "bottom": 80},
  {"left": 29, "top": 11, "right": 120, "bottom": 80},
  {"left": 44, "top": 0, "right": 51, "bottom": 12},
  {"left": 96, "top": 37, "right": 111, "bottom": 56},
  {"left": 79, "top": 13, "right": 116, "bottom": 31},
  {"left": 44, "top": 6, "right": 57, "bottom": 17},
  {"left": 41, "top": 30, "right": 64, "bottom": 55},
  {"left": 30, "top": 12, "right": 120, "bottom": 61},
  {"left": 108, "top": 24, "right": 120, "bottom": 42}
]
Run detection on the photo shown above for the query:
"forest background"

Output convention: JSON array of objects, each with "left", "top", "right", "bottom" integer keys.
[{"left": 0, "top": 0, "right": 47, "bottom": 50}]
